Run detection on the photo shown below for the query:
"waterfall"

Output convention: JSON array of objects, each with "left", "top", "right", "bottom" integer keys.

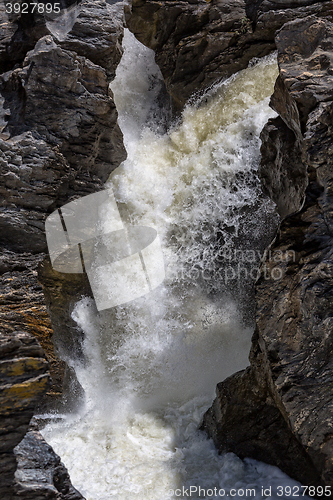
[{"left": 41, "top": 30, "right": 306, "bottom": 500}]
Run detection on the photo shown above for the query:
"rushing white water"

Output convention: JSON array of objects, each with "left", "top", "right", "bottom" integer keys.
[{"left": 41, "top": 30, "right": 307, "bottom": 500}]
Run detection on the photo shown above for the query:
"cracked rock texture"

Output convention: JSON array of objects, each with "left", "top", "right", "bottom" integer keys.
[
  {"left": 0, "top": 2, "right": 125, "bottom": 254},
  {"left": 0, "top": 0, "right": 126, "bottom": 497},
  {"left": 125, "top": 0, "right": 333, "bottom": 108},
  {"left": 4, "top": 0, "right": 333, "bottom": 495},
  {"left": 0, "top": 251, "right": 65, "bottom": 410},
  {"left": 0, "top": 0, "right": 126, "bottom": 387},
  {"left": 202, "top": 16, "right": 333, "bottom": 487}
]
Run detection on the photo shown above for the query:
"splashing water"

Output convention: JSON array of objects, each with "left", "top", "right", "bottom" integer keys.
[{"left": 41, "top": 30, "right": 306, "bottom": 500}]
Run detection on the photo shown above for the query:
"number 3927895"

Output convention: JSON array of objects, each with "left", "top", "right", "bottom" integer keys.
[{"left": 5, "top": 3, "right": 61, "bottom": 14}]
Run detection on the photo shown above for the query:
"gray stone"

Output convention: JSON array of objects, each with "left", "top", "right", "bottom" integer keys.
[
  {"left": 259, "top": 116, "right": 307, "bottom": 218},
  {"left": 58, "top": 0, "right": 125, "bottom": 80},
  {"left": 0, "top": 0, "right": 126, "bottom": 253},
  {"left": 14, "top": 429, "right": 84, "bottom": 500},
  {"left": 201, "top": 367, "right": 322, "bottom": 486},
  {"left": 0, "top": 331, "right": 50, "bottom": 499}
]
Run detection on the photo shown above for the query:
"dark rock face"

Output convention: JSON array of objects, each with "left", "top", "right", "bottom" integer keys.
[
  {"left": 202, "top": 16, "right": 333, "bottom": 486},
  {"left": 0, "top": 0, "right": 126, "bottom": 420},
  {"left": 0, "top": 252, "right": 66, "bottom": 409},
  {"left": 259, "top": 116, "right": 306, "bottom": 218},
  {"left": 201, "top": 368, "right": 322, "bottom": 486},
  {"left": 0, "top": 331, "right": 50, "bottom": 499},
  {"left": 125, "top": 0, "right": 333, "bottom": 108},
  {"left": 38, "top": 257, "right": 93, "bottom": 364},
  {"left": 58, "top": 0, "right": 124, "bottom": 80},
  {"left": 0, "top": 1, "right": 126, "bottom": 497},
  {"left": 0, "top": 1, "right": 126, "bottom": 254},
  {"left": 0, "top": 0, "right": 126, "bottom": 383},
  {"left": 0, "top": 2, "right": 48, "bottom": 74},
  {"left": 0, "top": 1, "right": 84, "bottom": 74},
  {"left": 3, "top": 0, "right": 333, "bottom": 495}
]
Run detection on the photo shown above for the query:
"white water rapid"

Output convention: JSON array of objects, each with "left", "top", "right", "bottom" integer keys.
[{"left": 41, "top": 30, "right": 308, "bottom": 500}]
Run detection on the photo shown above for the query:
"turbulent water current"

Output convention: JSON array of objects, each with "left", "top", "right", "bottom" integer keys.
[{"left": 41, "top": 30, "right": 308, "bottom": 500}]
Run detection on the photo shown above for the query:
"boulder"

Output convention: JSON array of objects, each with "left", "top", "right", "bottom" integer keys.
[
  {"left": 201, "top": 367, "right": 322, "bottom": 486},
  {"left": 14, "top": 427, "right": 84, "bottom": 500}
]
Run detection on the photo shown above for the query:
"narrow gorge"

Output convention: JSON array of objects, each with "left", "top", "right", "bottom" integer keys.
[{"left": 1, "top": 1, "right": 333, "bottom": 499}]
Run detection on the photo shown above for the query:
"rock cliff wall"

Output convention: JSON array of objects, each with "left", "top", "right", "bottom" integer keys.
[
  {"left": 0, "top": 331, "right": 49, "bottom": 499},
  {"left": 125, "top": 0, "right": 333, "bottom": 108},
  {"left": 0, "top": 0, "right": 126, "bottom": 497},
  {"left": 0, "top": 330, "right": 84, "bottom": 500},
  {"left": 202, "top": 16, "right": 333, "bottom": 487},
  {"left": 1, "top": 0, "right": 126, "bottom": 392}
]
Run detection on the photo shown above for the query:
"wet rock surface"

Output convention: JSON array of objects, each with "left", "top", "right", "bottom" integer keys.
[
  {"left": 125, "top": 0, "right": 333, "bottom": 108},
  {"left": 0, "top": 3, "right": 126, "bottom": 254},
  {"left": 0, "top": 0, "right": 125, "bottom": 389},
  {"left": 259, "top": 116, "right": 306, "bottom": 218},
  {"left": 58, "top": 0, "right": 125, "bottom": 80},
  {"left": 202, "top": 16, "right": 333, "bottom": 487},
  {"left": 2, "top": 0, "right": 333, "bottom": 495},
  {"left": 38, "top": 257, "right": 93, "bottom": 369},
  {"left": 201, "top": 367, "right": 322, "bottom": 486}
]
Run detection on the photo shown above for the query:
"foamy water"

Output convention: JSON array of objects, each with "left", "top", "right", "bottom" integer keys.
[{"left": 41, "top": 30, "right": 307, "bottom": 500}]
